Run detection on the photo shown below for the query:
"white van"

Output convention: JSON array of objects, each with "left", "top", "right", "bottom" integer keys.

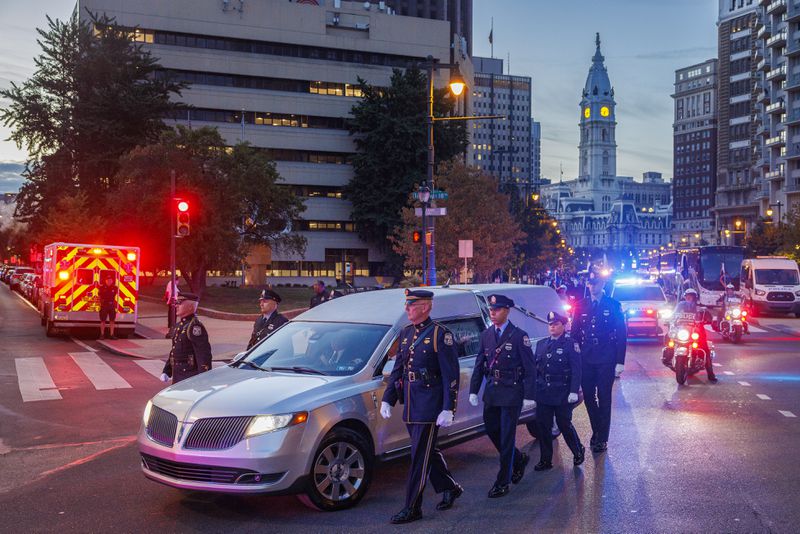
[{"left": 741, "top": 257, "right": 800, "bottom": 316}]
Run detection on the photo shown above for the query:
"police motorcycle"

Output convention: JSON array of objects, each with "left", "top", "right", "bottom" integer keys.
[
  {"left": 715, "top": 296, "right": 749, "bottom": 344},
  {"left": 662, "top": 309, "right": 715, "bottom": 385}
]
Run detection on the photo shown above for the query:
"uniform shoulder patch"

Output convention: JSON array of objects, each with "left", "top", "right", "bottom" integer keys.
[
  {"left": 191, "top": 325, "right": 203, "bottom": 337},
  {"left": 574, "top": 342, "right": 581, "bottom": 353},
  {"left": 523, "top": 335, "right": 531, "bottom": 347},
  {"left": 443, "top": 332, "right": 454, "bottom": 346}
]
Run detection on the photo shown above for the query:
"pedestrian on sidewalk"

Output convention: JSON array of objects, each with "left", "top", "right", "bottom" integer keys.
[
  {"left": 160, "top": 293, "right": 212, "bottom": 384},
  {"left": 247, "top": 289, "right": 288, "bottom": 350},
  {"left": 98, "top": 275, "right": 118, "bottom": 340}
]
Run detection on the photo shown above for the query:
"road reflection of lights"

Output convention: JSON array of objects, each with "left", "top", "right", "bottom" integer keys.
[{"left": 759, "top": 375, "right": 800, "bottom": 382}]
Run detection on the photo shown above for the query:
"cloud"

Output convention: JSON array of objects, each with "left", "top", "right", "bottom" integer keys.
[{"left": 0, "top": 161, "right": 25, "bottom": 193}]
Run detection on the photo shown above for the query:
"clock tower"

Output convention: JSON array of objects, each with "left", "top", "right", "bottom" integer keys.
[{"left": 578, "top": 33, "right": 617, "bottom": 210}]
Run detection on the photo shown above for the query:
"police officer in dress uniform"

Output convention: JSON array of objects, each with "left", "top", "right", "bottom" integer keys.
[
  {"left": 570, "top": 268, "right": 627, "bottom": 453},
  {"left": 533, "top": 311, "right": 585, "bottom": 470},
  {"left": 380, "top": 289, "right": 462, "bottom": 524},
  {"left": 468, "top": 294, "right": 536, "bottom": 498},
  {"left": 247, "top": 289, "right": 288, "bottom": 350},
  {"left": 159, "top": 293, "right": 213, "bottom": 384},
  {"left": 309, "top": 280, "right": 329, "bottom": 308}
]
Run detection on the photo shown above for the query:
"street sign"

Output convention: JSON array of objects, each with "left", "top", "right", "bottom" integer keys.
[
  {"left": 411, "top": 189, "right": 449, "bottom": 200},
  {"left": 414, "top": 207, "right": 447, "bottom": 217},
  {"left": 458, "top": 240, "right": 473, "bottom": 258}
]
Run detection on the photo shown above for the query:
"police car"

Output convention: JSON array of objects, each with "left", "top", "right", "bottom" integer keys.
[
  {"left": 610, "top": 278, "right": 671, "bottom": 337},
  {"left": 138, "top": 285, "right": 562, "bottom": 511}
]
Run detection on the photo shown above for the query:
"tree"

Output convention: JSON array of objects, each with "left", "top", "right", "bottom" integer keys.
[
  {"left": 346, "top": 68, "right": 468, "bottom": 276},
  {"left": 507, "top": 192, "right": 562, "bottom": 279},
  {"left": 393, "top": 163, "right": 524, "bottom": 281},
  {"left": 0, "top": 11, "right": 183, "bottom": 238},
  {"left": 746, "top": 221, "right": 783, "bottom": 257},
  {"left": 112, "top": 126, "right": 305, "bottom": 293},
  {"left": 37, "top": 192, "right": 108, "bottom": 245}
]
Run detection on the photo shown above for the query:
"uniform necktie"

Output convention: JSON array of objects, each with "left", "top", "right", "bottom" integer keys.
[{"left": 495, "top": 327, "right": 501, "bottom": 342}]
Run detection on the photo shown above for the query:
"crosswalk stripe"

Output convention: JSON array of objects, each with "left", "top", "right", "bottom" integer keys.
[
  {"left": 704, "top": 324, "right": 766, "bottom": 334},
  {"left": 779, "top": 410, "right": 796, "bottom": 418},
  {"left": 15, "top": 358, "right": 62, "bottom": 402},
  {"left": 134, "top": 360, "right": 166, "bottom": 379},
  {"left": 69, "top": 352, "right": 131, "bottom": 390},
  {"left": 738, "top": 381, "right": 751, "bottom": 386},
  {"left": 723, "top": 371, "right": 735, "bottom": 375},
  {"left": 757, "top": 394, "right": 771, "bottom": 400}
]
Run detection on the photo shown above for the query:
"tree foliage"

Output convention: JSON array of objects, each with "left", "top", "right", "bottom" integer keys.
[
  {"left": 507, "top": 191, "right": 563, "bottom": 277},
  {"left": 112, "top": 127, "right": 305, "bottom": 293},
  {"left": 345, "top": 68, "right": 468, "bottom": 275},
  {"left": 392, "top": 163, "right": 524, "bottom": 281},
  {"left": 0, "top": 11, "right": 183, "bottom": 236}
]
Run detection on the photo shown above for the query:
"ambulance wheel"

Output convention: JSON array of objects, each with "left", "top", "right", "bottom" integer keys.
[{"left": 45, "top": 320, "right": 57, "bottom": 337}]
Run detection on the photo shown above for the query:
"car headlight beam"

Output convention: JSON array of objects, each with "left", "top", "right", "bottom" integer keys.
[
  {"left": 731, "top": 308, "right": 741, "bottom": 318},
  {"left": 143, "top": 400, "right": 153, "bottom": 426},
  {"left": 245, "top": 411, "right": 308, "bottom": 438},
  {"left": 676, "top": 329, "right": 690, "bottom": 342}
]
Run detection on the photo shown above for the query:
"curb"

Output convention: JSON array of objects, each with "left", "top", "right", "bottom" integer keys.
[{"left": 96, "top": 339, "right": 151, "bottom": 359}]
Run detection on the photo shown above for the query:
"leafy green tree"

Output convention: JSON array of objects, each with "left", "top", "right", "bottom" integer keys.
[
  {"left": 0, "top": 12, "right": 183, "bottom": 238},
  {"left": 37, "top": 192, "right": 108, "bottom": 245},
  {"left": 507, "top": 192, "right": 562, "bottom": 279},
  {"left": 112, "top": 126, "right": 305, "bottom": 293},
  {"left": 393, "top": 163, "right": 523, "bottom": 281},
  {"left": 346, "top": 68, "right": 468, "bottom": 276},
  {"left": 746, "top": 221, "right": 782, "bottom": 257}
]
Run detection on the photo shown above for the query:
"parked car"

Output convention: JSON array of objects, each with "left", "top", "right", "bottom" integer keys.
[
  {"left": 9, "top": 267, "right": 34, "bottom": 292},
  {"left": 19, "top": 273, "right": 35, "bottom": 300},
  {"left": 610, "top": 278, "right": 671, "bottom": 337},
  {"left": 138, "top": 285, "right": 563, "bottom": 511},
  {"left": 23, "top": 274, "right": 43, "bottom": 305},
  {"left": 1, "top": 266, "right": 14, "bottom": 284}
]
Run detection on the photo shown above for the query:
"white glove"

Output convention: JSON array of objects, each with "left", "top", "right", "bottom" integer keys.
[
  {"left": 159, "top": 373, "right": 170, "bottom": 383},
  {"left": 615, "top": 364, "right": 625, "bottom": 377},
  {"left": 468, "top": 394, "right": 479, "bottom": 406},
  {"left": 522, "top": 399, "right": 536, "bottom": 410},
  {"left": 436, "top": 410, "right": 454, "bottom": 427},
  {"left": 567, "top": 393, "right": 578, "bottom": 403},
  {"left": 380, "top": 401, "right": 392, "bottom": 419}
]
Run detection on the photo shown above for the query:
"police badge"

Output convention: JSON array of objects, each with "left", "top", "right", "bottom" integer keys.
[
  {"left": 490, "top": 295, "right": 497, "bottom": 305},
  {"left": 574, "top": 342, "right": 581, "bottom": 353}
]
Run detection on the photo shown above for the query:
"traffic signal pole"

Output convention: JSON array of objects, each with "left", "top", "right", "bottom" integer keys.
[{"left": 169, "top": 170, "right": 176, "bottom": 330}]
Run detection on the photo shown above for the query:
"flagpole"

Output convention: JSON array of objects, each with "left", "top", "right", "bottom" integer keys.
[{"left": 490, "top": 17, "right": 494, "bottom": 59}]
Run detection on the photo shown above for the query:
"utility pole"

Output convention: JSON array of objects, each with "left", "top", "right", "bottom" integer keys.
[{"left": 169, "top": 170, "right": 177, "bottom": 332}]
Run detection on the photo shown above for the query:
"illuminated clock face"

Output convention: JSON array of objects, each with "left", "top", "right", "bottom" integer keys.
[
  {"left": 600, "top": 106, "right": 610, "bottom": 117},
  {"left": 584, "top": 107, "right": 591, "bottom": 119}
]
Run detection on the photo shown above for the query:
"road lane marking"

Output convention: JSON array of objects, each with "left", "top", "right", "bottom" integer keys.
[
  {"left": 757, "top": 394, "right": 771, "bottom": 400},
  {"left": 69, "top": 352, "right": 131, "bottom": 390},
  {"left": 723, "top": 371, "right": 735, "bottom": 375},
  {"left": 70, "top": 337, "right": 97, "bottom": 353},
  {"left": 738, "top": 381, "right": 751, "bottom": 386},
  {"left": 15, "top": 358, "right": 62, "bottom": 402},
  {"left": 134, "top": 360, "right": 166, "bottom": 378},
  {"left": 713, "top": 363, "right": 722, "bottom": 367},
  {"left": 779, "top": 410, "right": 796, "bottom": 418}
]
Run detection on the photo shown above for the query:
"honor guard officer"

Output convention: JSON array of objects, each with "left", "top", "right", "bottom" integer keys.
[
  {"left": 468, "top": 294, "right": 536, "bottom": 498},
  {"left": 380, "top": 289, "right": 463, "bottom": 524},
  {"left": 309, "top": 280, "right": 329, "bottom": 308},
  {"left": 570, "top": 268, "right": 627, "bottom": 453},
  {"left": 533, "top": 311, "right": 585, "bottom": 471},
  {"left": 247, "top": 289, "right": 288, "bottom": 350},
  {"left": 160, "top": 293, "right": 213, "bottom": 384}
]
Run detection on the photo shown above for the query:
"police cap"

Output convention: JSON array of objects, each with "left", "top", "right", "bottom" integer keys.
[
  {"left": 488, "top": 294, "right": 514, "bottom": 309},
  {"left": 547, "top": 311, "right": 568, "bottom": 324},
  {"left": 405, "top": 289, "right": 433, "bottom": 304},
  {"left": 258, "top": 289, "right": 282, "bottom": 303},
  {"left": 176, "top": 292, "right": 199, "bottom": 302}
]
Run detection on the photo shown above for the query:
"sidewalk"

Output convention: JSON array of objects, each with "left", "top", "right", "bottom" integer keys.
[{"left": 97, "top": 301, "right": 254, "bottom": 361}]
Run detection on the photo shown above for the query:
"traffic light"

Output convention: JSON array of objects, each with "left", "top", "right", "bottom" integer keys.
[
  {"left": 176, "top": 199, "right": 190, "bottom": 237},
  {"left": 412, "top": 230, "right": 422, "bottom": 243}
]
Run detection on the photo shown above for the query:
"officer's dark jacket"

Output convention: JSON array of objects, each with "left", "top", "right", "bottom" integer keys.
[
  {"left": 97, "top": 285, "right": 117, "bottom": 309},
  {"left": 468, "top": 321, "right": 535, "bottom": 407},
  {"left": 247, "top": 312, "right": 288, "bottom": 350},
  {"left": 570, "top": 294, "right": 626, "bottom": 366},
  {"left": 162, "top": 314, "right": 213, "bottom": 383},
  {"left": 309, "top": 293, "right": 328, "bottom": 308},
  {"left": 382, "top": 317, "right": 460, "bottom": 423},
  {"left": 533, "top": 334, "right": 581, "bottom": 406}
]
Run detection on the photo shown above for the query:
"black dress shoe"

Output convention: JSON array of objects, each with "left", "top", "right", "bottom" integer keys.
[
  {"left": 592, "top": 441, "right": 608, "bottom": 453},
  {"left": 573, "top": 444, "right": 586, "bottom": 466},
  {"left": 435, "top": 484, "right": 463, "bottom": 510},
  {"left": 589, "top": 435, "right": 597, "bottom": 448},
  {"left": 511, "top": 452, "right": 529, "bottom": 484},
  {"left": 390, "top": 508, "right": 422, "bottom": 524},
  {"left": 533, "top": 461, "right": 553, "bottom": 471},
  {"left": 487, "top": 483, "right": 509, "bottom": 498},
  {"left": 708, "top": 374, "right": 718, "bottom": 384}
]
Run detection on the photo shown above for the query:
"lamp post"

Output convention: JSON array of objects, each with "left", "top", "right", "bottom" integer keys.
[
  {"left": 418, "top": 184, "right": 431, "bottom": 283},
  {"left": 767, "top": 201, "right": 783, "bottom": 225}
]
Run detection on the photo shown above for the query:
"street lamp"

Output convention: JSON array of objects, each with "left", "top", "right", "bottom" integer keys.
[
  {"left": 417, "top": 183, "right": 431, "bottom": 283},
  {"left": 767, "top": 201, "right": 783, "bottom": 224}
]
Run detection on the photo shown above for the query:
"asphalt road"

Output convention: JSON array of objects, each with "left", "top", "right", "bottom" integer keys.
[{"left": 1, "top": 285, "right": 799, "bottom": 533}]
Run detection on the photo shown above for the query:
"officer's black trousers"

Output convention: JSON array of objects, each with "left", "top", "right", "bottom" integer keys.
[
  {"left": 405, "top": 423, "right": 457, "bottom": 510},
  {"left": 536, "top": 403, "right": 581, "bottom": 463},
  {"left": 581, "top": 363, "right": 616, "bottom": 443},
  {"left": 483, "top": 404, "right": 523, "bottom": 486}
]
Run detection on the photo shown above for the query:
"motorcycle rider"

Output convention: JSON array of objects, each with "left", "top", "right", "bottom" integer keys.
[
  {"left": 715, "top": 283, "right": 742, "bottom": 328},
  {"left": 664, "top": 288, "right": 717, "bottom": 383}
]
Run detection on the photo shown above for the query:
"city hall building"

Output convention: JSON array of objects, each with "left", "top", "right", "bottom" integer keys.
[{"left": 540, "top": 35, "right": 672, "bottom": 263}]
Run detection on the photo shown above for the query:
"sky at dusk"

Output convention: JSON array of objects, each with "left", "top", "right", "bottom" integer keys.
[{"left": 0, "top": 0, "right": 719, "bottom": 192}]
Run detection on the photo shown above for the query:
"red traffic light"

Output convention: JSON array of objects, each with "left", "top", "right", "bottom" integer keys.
[
  {"left": 177, "top": 200, "right": 189, "bottom": 212},
  {"left": 412, "top": 230, "right": 422, "bottom": 243}
]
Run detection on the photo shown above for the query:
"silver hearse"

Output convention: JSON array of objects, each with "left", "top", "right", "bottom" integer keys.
[{"left": 138, "top": 285, "right": 562, "bottom": 511}]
